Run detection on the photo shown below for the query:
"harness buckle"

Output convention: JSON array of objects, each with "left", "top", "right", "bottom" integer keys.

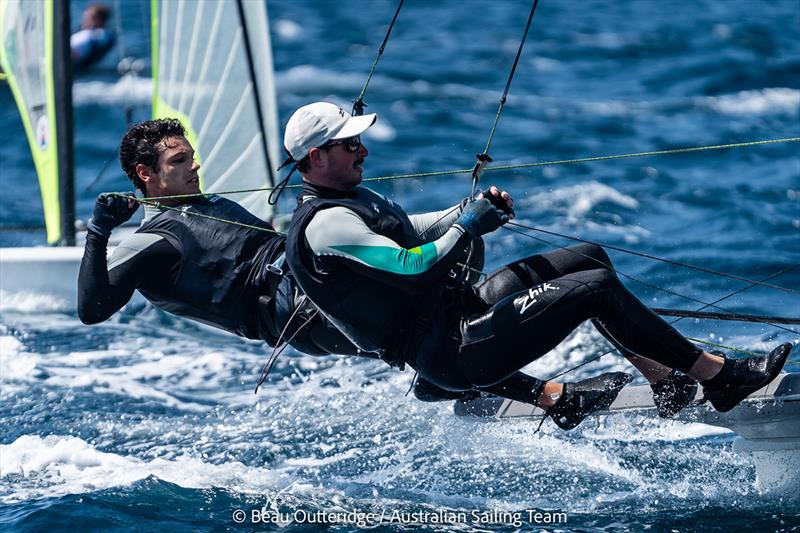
[{"left": 267, "top": 252, "right": 286, "bottom": 276}]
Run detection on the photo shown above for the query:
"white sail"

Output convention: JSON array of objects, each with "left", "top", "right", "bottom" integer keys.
[
  {"left": 152, "top": 0, "right": 280, "bottom": 221},
  {"left": 0, "top": 0, "right": 62, "bottom": 243}
]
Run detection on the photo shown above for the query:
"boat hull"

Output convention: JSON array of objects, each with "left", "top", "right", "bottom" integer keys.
[{"left": 455, "top": 372, "right": 800, "bottom": 492}]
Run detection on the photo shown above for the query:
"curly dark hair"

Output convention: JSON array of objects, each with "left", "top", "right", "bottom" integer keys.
[{"left": 119, "top": 118, "right": 186, "bottom": 193}]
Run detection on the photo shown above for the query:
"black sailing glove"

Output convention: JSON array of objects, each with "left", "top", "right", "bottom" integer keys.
[
  {"left": 483, "top": 188, "right": 516, "bottom": 218},
  {"left": 86, "top": 192, "right": 139, "bottom": 239},
  {"left": 455, "top": 198, "right": 509, "bottom": 237}
]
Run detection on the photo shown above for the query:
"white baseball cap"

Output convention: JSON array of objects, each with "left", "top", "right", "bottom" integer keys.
[{"left": 281, "top": 102, "right": 377, "bottom": 166}]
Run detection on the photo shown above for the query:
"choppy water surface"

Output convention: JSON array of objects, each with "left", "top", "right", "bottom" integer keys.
[{"left": 1, "top": 0, "right": 799, "bottom": 531}]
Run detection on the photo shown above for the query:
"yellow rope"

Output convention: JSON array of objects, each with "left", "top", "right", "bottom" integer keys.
[{"left": 114, "top": 194, "right": 285, "bottom": 235}]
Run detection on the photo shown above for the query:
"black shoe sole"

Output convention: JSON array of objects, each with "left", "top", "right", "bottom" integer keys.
[{"left": 708, "top": 343, "right": 792, "bottom": 413}]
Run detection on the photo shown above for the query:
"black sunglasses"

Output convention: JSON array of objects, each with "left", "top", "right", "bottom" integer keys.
[{"left": 322, "top": 136, "right": 362, "bottom": 153}]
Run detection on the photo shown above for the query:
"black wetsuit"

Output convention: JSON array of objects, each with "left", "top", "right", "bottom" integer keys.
[
  {"left": 286, "top": 184, "right": 703, "bottom": 395},
  {"left": 78, "top": 196, "right": 356, "bottom": 355}
]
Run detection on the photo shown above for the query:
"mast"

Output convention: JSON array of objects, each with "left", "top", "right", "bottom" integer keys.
[{"left": 53, "top": 0, "right": 75, "bottom": 246}]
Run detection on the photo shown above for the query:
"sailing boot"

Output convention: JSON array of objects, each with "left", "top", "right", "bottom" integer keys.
[
  {"left": 701, "top": 343, "right": 792, "bottom": 413},
  {"left": 547, "top": 372, "right": 633, "bottom": 430},
  {"left": 413, "top": 377, "right": 480, "bottom": 402},
  {"left": 650, "top": 369, "right": 697, "bottom": 418}
]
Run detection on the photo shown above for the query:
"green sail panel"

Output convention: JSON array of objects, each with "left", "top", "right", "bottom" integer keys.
[
  {"left": 152, "top": 0, "right": 280, "bottom": 222},
  {"left": 0, "top": 0, "right": 61, "bottom": 243}
]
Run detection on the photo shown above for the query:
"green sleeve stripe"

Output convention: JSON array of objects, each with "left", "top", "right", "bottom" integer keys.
[{"left": 330, "top": 243, "right": 440, "bottom": 275}]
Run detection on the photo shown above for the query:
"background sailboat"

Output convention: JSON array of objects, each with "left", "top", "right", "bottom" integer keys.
[{"left": 0, "top": 0, "right": 281, "bottom": 302}]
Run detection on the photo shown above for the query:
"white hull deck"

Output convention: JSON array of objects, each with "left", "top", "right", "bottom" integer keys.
[
  {"left": 0, "top": 229, "right": 137, "bottom": 307},
  {"left": 0, "top": 246, "right": 85, "bottom": 305}
]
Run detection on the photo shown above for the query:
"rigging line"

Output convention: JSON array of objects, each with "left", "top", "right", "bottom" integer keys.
[
  {"left": 469, "top": 0, "right": 540, "bottom": 201},
  {"left": 85, "top": 0, "right": 139, "bottom": 196},
  {"left": 417, "top": 204, "right": 460, "bottom": 238},
  {"left": 116, "top": 205, "right": 794, "bottom": 326},
  {"left": 501, "top": 223, "right": 789, "bottom": 377},
  {"left": 112, "top": 0, "right": 126, "bottom": 63},
  {"left": 502, "top": 224, "right": 799, "bottom": 336},
  {"left": 352, "top": 0, "right": 404, "bottom": 116},
  {"left": 507, "top": 221, "right": 800, "bottom": 296},
  {"left": 482, "top": 0, "right": 540, "bottom": 156},
  {"left": 547, "top": 335, "right": 762, "bottom": 384},
  {"left": 369, "top": 137, "right": 800, "bottom": 183},
  {"left": 662, "top": 262, "right": 800, "bottom": 334},
  {"left": 84, "top": 66, "right": 139, "bottom": 195},
  {"left": 547, "top": 262, "right": 799, "bottom": 381},
  {"left": 654, "top": 308, "right": 800, "bottom": 326},
  {"left": 234, "top": 0, "right": 276, "bottom": 189},
  {"left": 121, "top": 194, "right": 484, "bottom": 274},
  {"left": 128, "top": 137, "right": 800, "bottom": 201},
  {"left": 482, "top": 136, "right": 800, "bottom": 173},
  {"left": 445, "top": 242, "right": 797, "bottom": 329},
  {"left": 254, "top": 304, "right": 319, "bottom": 394},
  {"left": 115, "top": 194, "right": 284, "bottom": 236},
  {"left": 501, "top": 225, "right": 759, "bottom": 326},
  {"left": 82, "top": 150, "right": 125, "bottom": 193},
  {"left": 686, "top": 338, "right": 761, "bottom": 356}
]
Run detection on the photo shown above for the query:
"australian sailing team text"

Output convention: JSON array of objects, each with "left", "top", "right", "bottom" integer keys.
[{"left": 243, "top": 507, "right": 567, "bottom": 527}]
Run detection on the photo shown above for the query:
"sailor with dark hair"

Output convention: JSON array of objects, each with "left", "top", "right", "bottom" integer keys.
[
  {"left": 71, "top": 3, "right": 116, "bottom": 70},
  {"left": 78, "top": 118, "right": 457, "bottom": 398},
  {"left": 282, "top": 101, "right": 792, "bottom": 430}
]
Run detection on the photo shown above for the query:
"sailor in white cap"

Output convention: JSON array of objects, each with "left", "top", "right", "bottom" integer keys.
[{"left": 282, "top": 101, "right": 792, "bottom": 430}]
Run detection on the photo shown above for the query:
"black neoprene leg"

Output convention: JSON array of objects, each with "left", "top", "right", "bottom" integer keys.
[
  {"left": 413, "top": 371, "right": 545, "bottom": 404},
  {"left": 477, "top": 371, "right": 546, "bottom": 403},
  {"left": 450, "top": 243, "right": 614, "bottom": 401},
  {"left": 475, "top": 243, "right": 661, "bottom": 361},
  {"left": 459, "top": 268, "right": 701, "bottom": 388},
  {"left": 476, "top": 243, "right": 613, "bottom": 304}
]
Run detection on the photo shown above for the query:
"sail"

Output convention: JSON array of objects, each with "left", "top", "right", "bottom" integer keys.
[
  {"left": 151, "top": 0, "right": 280, "bottom": 221},
  {"left": 0, "top": 0, "right": 62, "bottom": 244}
]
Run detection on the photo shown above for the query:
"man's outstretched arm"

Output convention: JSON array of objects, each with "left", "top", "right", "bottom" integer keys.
[
  {"left": 78, "top": 230, "right": 133, "bottom": 324},
  {"left": 79, "top": 228, "right": 185, "bottom": 324},
  {"left": 304, "top": 199, "right": 507, "bottom": 292},
  {"left": 77, "top": 192, "right": 171, "bottom": 324},
  {"left": 408, "top": 186, "right": 515, "bottom": 241}
]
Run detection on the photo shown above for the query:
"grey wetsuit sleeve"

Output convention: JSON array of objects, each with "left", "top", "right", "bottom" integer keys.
[
  {"left": 304, "top": 206, "right": 470, "bottom": 292},
  {"left": 78, "top": 231, "right": 178, "bottom": 324},
  {"left": 407, "top": 203, "right": 462, "bottom": 241}
]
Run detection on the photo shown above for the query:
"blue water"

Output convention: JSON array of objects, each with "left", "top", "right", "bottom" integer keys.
[{"left": 1, "top": 0, "right": 799, "bottom": 531}]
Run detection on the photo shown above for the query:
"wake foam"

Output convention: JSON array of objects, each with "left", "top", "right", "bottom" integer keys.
[
  {"left": 0, "top": 290, "right": 71, "bottom": 313},
  {"left": 0, "top": 434, "right": 280, "bottom": 504}
]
